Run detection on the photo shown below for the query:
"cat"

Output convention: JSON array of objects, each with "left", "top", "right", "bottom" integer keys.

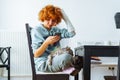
[{"left": 47, "top": 46, "right": 73, "bottom": 65}]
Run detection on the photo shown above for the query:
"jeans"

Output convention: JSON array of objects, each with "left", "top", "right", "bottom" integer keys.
[{"left": 37, "top": 53, "right": 74, "bottom": 72}]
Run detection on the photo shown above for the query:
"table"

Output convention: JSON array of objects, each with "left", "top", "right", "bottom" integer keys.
[
  {"left": 82, "top": 45, "right": 120, "bottom": 80},
  {"left": 0, "top": 47, "right": 11, "bottom": 80}
]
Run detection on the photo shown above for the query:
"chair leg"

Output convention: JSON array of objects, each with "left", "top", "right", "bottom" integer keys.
[
  {"left": 8, "top": 67, "right": 10, "bottom": 80},
  {"left": 75, "top": 73, "right": 79, "bottom": 80}
]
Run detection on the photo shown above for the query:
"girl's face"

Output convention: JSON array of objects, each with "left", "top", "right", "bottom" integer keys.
[{"left": 43, "top": 19, "right": 57, "bottom": 30}]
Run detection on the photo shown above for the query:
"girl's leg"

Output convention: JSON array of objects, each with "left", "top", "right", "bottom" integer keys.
[
  {"left": 37, "top": 53, "right": 74, "bottom": 72},
  {"left": 51, "top": 53, "right": 74, "bottom": 71}
]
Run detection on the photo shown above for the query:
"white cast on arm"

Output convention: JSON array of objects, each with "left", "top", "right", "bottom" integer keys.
[{"left": 61, "top": 9, "right": 75, "bottom": 32}]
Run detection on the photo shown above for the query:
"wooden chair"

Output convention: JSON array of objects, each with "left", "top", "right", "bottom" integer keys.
[
  {"left": 25, "top": 23, "right": 79, "bottom": 80},
  {"left": 0, "top": 47, "right": 11, "bottom": 80}
]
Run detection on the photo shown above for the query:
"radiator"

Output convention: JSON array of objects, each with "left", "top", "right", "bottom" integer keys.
[{"left": 0, "top": 31, "right": 32, "bottom": 76}]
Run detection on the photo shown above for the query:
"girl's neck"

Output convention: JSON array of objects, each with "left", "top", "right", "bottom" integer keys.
[{"left": 42, "top": 24, "right": 51, "bottom": 31}]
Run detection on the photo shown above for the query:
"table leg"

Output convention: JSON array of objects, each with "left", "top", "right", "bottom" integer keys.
[
  {"left": 75, "top": 73, "right": 79, "bottom": 80},
  {"left": 83, "top": 52, "right": 91, "bottom": 80}
]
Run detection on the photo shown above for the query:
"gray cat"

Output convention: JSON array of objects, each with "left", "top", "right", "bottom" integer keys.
[{"left": 47, "top": 46, "right": 73, "bottom": 65}]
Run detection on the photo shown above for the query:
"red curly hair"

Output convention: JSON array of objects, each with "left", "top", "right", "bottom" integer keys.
[{"left": 38, "top": 5, "right": 63, "bottom": 24}]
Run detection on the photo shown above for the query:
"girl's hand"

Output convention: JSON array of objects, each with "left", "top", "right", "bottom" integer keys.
[{"left": 45, "top": 35, "right": 60, "bottom": 45}]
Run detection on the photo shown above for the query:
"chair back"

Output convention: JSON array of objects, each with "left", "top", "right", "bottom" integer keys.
[
  {"left": 0, "top": 47, "right": 10, "bottom": 65},
  {"left": 25, "top": 23, "right": 36, "bottom": 79}
]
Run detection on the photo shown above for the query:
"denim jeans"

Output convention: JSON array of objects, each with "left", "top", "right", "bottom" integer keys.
[{"left": 37, "top": 53, "right": 74, "bottom": 72}]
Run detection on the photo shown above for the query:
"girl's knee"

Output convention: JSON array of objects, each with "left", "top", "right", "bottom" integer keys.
[{"left": 62, "top": 53, "right": 73, "bottom": 63}]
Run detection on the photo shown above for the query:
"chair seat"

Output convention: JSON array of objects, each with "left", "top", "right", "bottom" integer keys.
[
  {"left": 36, "top": 72, "right": 69, "bottom": 80},
  {"left": 36, "top": 71, "right": 68, "bottom": 74}
]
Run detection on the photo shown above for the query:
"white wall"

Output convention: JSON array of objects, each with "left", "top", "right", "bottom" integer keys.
[
  {"left": 0, "top": 0, "right": 120, "bottom": 80},
  {"left": 0, "top": 0, "right": 120, "bottom": 47}
]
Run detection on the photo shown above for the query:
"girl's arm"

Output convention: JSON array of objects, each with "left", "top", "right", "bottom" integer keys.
[{"left": 61, "top": 9, "right": 75, "bottom": 33}]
